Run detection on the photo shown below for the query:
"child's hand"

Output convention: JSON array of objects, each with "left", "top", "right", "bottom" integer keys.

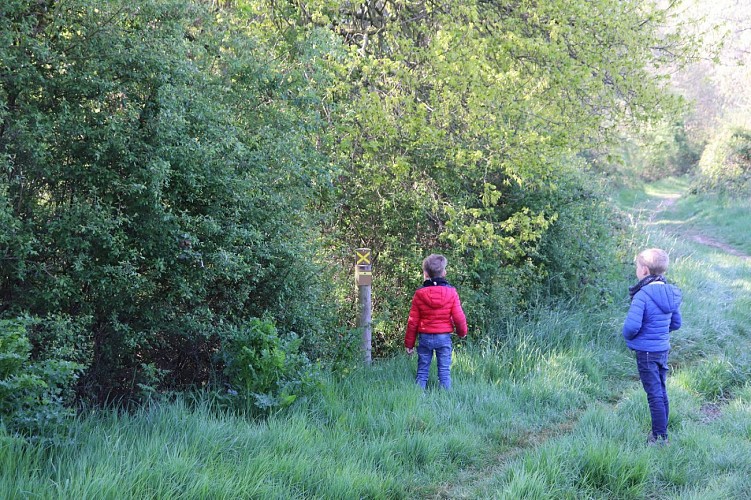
[{"left": 406, "top": 347, "right": 414, "bottom": 356}]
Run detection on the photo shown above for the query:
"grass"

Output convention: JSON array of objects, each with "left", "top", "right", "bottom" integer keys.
[
  {"left": 2, "top": 179, "right": 751, "bottom": 498},
  {"left": 474, "top": 180, "right": 751, "bottom": 499},
  {"left": 613, "top": 176, "right": 691, "bottom": 212},
  {"left": 664, "top": 193, "right": 751, "bottom": 255},
  {"left": 615, "top": 175, "right": 751, "bottom": 256},
  {"left": 2, "top": 303, "right": 629, "bottom": 499}
]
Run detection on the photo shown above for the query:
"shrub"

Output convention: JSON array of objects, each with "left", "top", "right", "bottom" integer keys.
[
  {"left": 526, "top": 159, "right": 627, "bottom": 306},
  {"left": 0, "top": 319, "right": 82, "bottom": 440},
  {"left": 217, "top": 318, "right": 322, "bottom": 414},
  {"left": 0, "top": 0, "right": 337, "bottom": 402},
  {"left": 694, "top": 126, "right": 751, "bottom": 194}
]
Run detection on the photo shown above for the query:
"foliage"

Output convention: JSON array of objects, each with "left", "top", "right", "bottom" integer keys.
[
  {"left": 4, "top": 186, "right": 751, "bottom": 496},
  {"left": 0, "top": 0, "right": 338, "bottom": 401},
  {"left": 662, "top": 0, "right": 751, "bottom": 194},
  {"left": 0, "top": 319, "right": 81, "bottom": 440},
  {"left": 217, "top": 318, "right": 322, "bottom": 413},
  {"left": 693, "top": 126, "right": 751, "bottom": 194},
  {"left": 5, "top": 172, "right": 751, "bottom": 498},
  {"left": 242, "top": 0, "right": 696, "bottom": 352},
  {"left": 532, "top": 160, "right": 628, "bottom": 304},
  {"left": 609, "top": 119, "right": 702, "bottom": 184},
  {"left": 0, "top": 299, "right": 624, "bottom": 498},
  {"left": 666, "top": 0, "right": 751, "bottom": 144},
  {"left": 1, "top": 0, "right": 704, "bottom": 407},
  {"left": 307, "top": 325, "right": 363, "bottom": 378}
]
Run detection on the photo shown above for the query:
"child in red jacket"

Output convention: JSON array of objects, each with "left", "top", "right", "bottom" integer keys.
[{"left": 405, "top": 254, "right": 468, "bottom": 389}]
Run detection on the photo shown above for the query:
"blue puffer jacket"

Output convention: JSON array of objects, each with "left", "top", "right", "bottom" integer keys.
[{"left": 622, "top": 282, "right": 682, "bottom": 352}]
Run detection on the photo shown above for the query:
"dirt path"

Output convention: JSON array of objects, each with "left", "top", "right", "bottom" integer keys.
[
  {"left": 688, "top": 232, "right": 750, "bottom": 259},
  {"left": 649, "top": 191, "right": 750, "bottom": 259}
]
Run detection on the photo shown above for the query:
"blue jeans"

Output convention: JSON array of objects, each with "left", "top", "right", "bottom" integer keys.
[
  {"left": 635, "top": 350, "right": 670, "bottom": 439},
  {"left": 416, "top": 333, "right": 453, "bottom": 389}
]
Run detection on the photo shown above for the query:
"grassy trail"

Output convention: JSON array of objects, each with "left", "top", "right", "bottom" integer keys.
[{"left": 446, "top": 180, "right": 751, "bottom": 498}]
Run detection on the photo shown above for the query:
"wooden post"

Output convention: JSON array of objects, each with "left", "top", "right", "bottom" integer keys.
[{"left": 355, "top": 248, "right": 372, "bottom": 366}]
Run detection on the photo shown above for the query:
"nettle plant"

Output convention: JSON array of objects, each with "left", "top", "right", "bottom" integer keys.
[{"left": 217, "top": 318, "right": 322, "bottom": 414}]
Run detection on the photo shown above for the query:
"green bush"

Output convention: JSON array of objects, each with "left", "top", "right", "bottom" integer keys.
[
  {"left": 0, "top": 0, "right": 338, "bottom": 402},
  {"left": 694, "top": 126, "right": 751, "bottom": 194},
  {"left": 217, "top": 318, "right": 322, "bottom": 413},
  {"left": 534, "top": 165, "right": 624, "bottom": 301},
  {"left": 0, "top": 319, "right": 82, "bottom": 440},
  {"left": 599, "top": 119, "right": 701, "bottom": 185}
]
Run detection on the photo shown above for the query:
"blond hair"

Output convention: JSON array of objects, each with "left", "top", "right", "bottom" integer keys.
[
  {"left": 636, "top": 248, "right": 669, "bottom": 275},
  {"left": 422, "top": 254, "right": 448, "bottom": 278}
]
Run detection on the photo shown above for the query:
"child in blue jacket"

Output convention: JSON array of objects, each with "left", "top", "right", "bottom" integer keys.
[{"left": 623, "top": 248, "right": 682, "bottom": 445}]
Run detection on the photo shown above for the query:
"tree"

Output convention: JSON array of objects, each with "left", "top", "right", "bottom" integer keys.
[{"left": 246, "top": 0, "right": 693, "bottom": 347}]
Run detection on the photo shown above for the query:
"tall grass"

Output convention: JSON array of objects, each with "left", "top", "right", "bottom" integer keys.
[
  {"left": 476, "top": 182, "right": 751, "bottom": 499},
  {"left": 1, "top": 300, "right": 631, "bottom": 499}
]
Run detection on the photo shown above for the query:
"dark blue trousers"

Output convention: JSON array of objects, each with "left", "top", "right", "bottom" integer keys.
[{"left": 636, "top": 350, "right": 670, "bottom": 439}]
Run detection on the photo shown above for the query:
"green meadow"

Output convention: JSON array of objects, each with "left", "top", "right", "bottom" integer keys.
[{"left": 2, "top": 181, "right": 750, "bottom": 498}]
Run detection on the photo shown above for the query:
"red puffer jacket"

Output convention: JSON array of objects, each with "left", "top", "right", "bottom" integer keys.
[{"left": 404, "top": 280, "right": 468, "bottom": 349}]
